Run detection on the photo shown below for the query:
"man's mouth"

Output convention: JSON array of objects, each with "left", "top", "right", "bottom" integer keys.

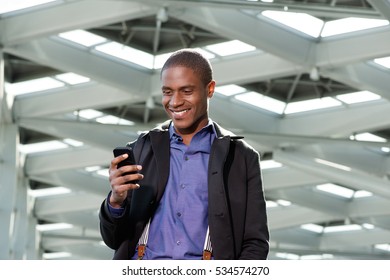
[{"left": 171, "top": 109, "right": 189, "bottom": 117}]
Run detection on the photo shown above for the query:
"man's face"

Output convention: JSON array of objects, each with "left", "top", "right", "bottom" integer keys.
[{"left": 161, "top": 66, "right": 215, "bottom": 136}]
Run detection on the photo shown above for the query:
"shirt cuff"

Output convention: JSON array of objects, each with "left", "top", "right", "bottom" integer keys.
[{"left": 107, "top": 192, "right": 125, "bottom": 217}]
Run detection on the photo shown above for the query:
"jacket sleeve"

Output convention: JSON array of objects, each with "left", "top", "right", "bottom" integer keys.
[
  {"left": 99, "top": 192, "right": 133, "bottom": 250},
  {"left": 239, "top": 149, "right": 269, "bottom": 259}
]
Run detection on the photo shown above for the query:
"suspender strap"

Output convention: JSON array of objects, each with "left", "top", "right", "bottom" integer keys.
[
  {"left": 137, "top": 218, "right": 151, "bottom": 260},
  {"left": 202, "top": 227, "right": 212, "bottom": 260},
  {"left": 136, "top": 220, "right": 212, "bottom": 260}
]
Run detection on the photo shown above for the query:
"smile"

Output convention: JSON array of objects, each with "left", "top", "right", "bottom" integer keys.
[{"left": 171, "top": 109, "right": 189, "bottom": 117}]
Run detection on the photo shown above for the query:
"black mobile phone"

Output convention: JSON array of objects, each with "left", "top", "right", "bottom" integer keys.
[{"left": 113, "top": 146, "right": 138, "bottom": 183}]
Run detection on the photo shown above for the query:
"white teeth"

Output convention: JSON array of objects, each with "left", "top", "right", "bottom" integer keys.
[{"left": 172, "top": 109, "right": 188, "bottom": 116}]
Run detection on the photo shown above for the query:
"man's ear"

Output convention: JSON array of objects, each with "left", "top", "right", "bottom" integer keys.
[{"left": 207, "top": 80, "right": 216, "bottom": 98}]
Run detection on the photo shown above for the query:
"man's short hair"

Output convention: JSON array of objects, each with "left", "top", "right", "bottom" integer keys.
[{"left": 161, "top": 49, "right": 213, "bottom": 86}]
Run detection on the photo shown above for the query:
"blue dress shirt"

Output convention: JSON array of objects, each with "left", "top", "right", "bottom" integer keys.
[{"left": 109, "top": 121, "right": 216, "bottom": 259}]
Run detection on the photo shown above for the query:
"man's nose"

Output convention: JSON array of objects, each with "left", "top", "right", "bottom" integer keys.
[{"left": 170, "top": 92, "right": 183, "bottom": 107}]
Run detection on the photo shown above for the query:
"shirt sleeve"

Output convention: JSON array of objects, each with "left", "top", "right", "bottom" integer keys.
[{"left": 106, "top": 192, "right": 125, "bottom": 217}]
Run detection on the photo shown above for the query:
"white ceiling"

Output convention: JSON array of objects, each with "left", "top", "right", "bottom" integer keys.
[{"left": 1, "top": 0, "right": 390, "bottom": 260}]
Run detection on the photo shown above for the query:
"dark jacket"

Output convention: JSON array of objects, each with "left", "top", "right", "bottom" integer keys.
[{"left": 99, "top": 121, "right": 269, "bottom": 259}]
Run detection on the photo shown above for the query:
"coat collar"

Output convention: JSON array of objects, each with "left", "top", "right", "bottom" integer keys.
[{"left": 150, "top": 119, "right": 244, "bottom": 140}]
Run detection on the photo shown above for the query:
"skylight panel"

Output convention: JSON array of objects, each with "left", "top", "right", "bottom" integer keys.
[
  {"left": 266, "top": 200, "right": 278, "bottom": 208},
  {"left": 215, "top": 84, "right": 247, "bottom": 96},
  {"left": 58, "top": 30, "right": 107, "bottom": 47},
  {"left": 5, "top": 77, "right": 65, "bottom": 96},
  {"left": 375, "top": 243, "right": 390, "bottom": 252},
  {"left": 351, "top": 132, "right": 387, "bottom": 142},
  {"left": 0, "top": 0, "right": 58, "bottom": 15},
  {"left": 316, "top": 183, "right": 354, "bottom": 198},
  {"left": 315, "top": 158, "right": 351, "bottom": 171},
  {"left": 284, "top": 97, "right": 342, "bottom": 114},
  {"left": 96, "top": 115, "right": 134, "bottom": 125},
  {"left": 261, "top": 11, "right": 324, "bottom": 38},
  {"left": 353, "top": 190, "right": 373, "bottom": 198},
  {"left": 42, "top": 252, "right": 72, "bottom": 259},
  {"left": 36, "top": 223, "right": 73, "bottom": 232},
  {"left": 55, "top": 73, "right": 90, "bottom": 85},
  {"left": 336, "top": 91, "right": 381, "bottom": 104},
  {"left": 323, "top": 224, "right": 362, "bottom": 233},
  {"left": 382, "top": 147, "right": 390, "bottom": 153},
  {"left": 28, "top": 187, "right": 71, "bottom": 198},
  {"left": 19, "top": 140, "right": 69, "bottom": 154},
  {"left": 374, "top": 56, "right": 390, "bottom": 69},
  {"left": 261, "top": 159, "right": 283, "bottom": 169},
  {"left": 275, "top": 252, "right": 300, "bottom": 260},
  {"left": 301, "top": 223, "right": 324, "bottom": 233},
  {"left": 95, "top": 42, "right": 154, "bottom": 69},
  {"left": 75, "top": 109, "right": 104, "bottom": 120},
  {"left": 234, "top": 91, "right": 286, "bottom": 114},
  {"left": 154, "top": 52, "right": 174, "bottom": 69},
  {"left": 321, "top": 18, "right": 389, "bottom": 37},
  {"left": 205, "top": 40, "right": 256, "bottom": 56}
]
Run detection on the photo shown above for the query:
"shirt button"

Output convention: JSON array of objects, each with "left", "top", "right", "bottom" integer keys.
[
  {"left": 184, "top": 156, "right": 189, "bottom": 161},
  {"left": 180, "top": 184, "right": 185, "bottom": 189},
  {"left": 177, "top": 212, "right": 182, "bottom": 217},
  {"left": 176, "top": 241, "right": 181, "bottom": 246}
]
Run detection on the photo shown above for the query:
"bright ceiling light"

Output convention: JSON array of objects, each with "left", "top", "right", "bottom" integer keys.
[
  {"left": 284, "top": 97, "right": 342, "bottom": 114},
  {"left": 95, "top": 42, "right": 154, "bottom": 69},
  {"left": 0, "top": 0, "right": 58, "bottom": 15},
  {"left": 374, "top": 56, "right": 390, "bottom": 69},
  {"left": 58, "top": 30, "right": 107, "bottom": 47},
  {"left": 261, "top": 11, "right": 324, "bottom": 38},
  {"left": 235, "top": 91, "right": 286, "bottom": 114},
  {"left": 206, "top": 40, "right": 256, "bottom": 56},
  {"left": 336, "top": 91, "right": 381, "bottom": 104},
  {"left": 215, "top": 84, "right": 247, "bottom": 96},
  {"left": 316, "top": 183, "right": 354, "bottom": 198},
  {"left": 321, "top": 18, "right": 389, "bottom": 37},
  {"left": 5, "top": 77, "right": 65, "bottom": 96}
]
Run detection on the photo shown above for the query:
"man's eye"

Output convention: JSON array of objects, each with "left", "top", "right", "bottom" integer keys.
[
  {"left": 183, "top": 89, "right": 193, "bottom": 94},
  {"left": 163, "top": 90, "right": 172, "bottom": 95}
]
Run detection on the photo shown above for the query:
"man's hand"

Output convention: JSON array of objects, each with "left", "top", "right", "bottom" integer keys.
[{"left": 108, "top": 153, "right": 144, "bottom": 208}]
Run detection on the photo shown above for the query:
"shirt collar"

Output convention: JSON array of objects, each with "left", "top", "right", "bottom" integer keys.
[{"left": 169, "top": 119, "right": 216, "bottom": 142}]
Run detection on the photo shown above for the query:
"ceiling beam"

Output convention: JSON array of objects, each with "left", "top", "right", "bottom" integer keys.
[
  {"left": 273, "top": 149, "right": 390, "bottom": 200},
  {"left": 279, "top": 101, "right": 390, "bottom": 137},
  {"left": 322, "top": 62, "right": 390, "bottom": 101},
  {"left": 4, "top": 38, "right": 152, "bottom": 95},
  {"left": 18, "top": 118, "right": 139, "bottom": 149},
  {"left": 13, "top": 83, "right": 139, "bottom": 119},
  {"left": 367, "top": 0, "right": 390, "bottom": 21},
  {"left": 317, "top": 27, "right": 390, "bottom": 68},
  {"left": 168, "top": 6, "right": 315, "bottom": 66},
  {"left": 0, "top": 0, "right": 157, "bottom": 46}
]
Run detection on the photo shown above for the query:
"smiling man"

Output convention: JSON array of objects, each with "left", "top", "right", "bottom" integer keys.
[{"left": 99, "top": 49, "right": 269, "bottom": 260}]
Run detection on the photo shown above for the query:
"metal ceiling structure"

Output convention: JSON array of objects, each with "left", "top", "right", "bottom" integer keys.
[{"left": 1, "top": 0, "right": 390, "bottom": 260}]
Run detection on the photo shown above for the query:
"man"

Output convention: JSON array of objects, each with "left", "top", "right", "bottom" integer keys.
[{"left": 99, "top": 49, "right": 269, "bottom": 260}]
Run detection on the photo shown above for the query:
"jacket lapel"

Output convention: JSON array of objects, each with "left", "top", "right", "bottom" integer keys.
[{"left": 149, "top": 123, "right": 170, "bottom": 202}]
